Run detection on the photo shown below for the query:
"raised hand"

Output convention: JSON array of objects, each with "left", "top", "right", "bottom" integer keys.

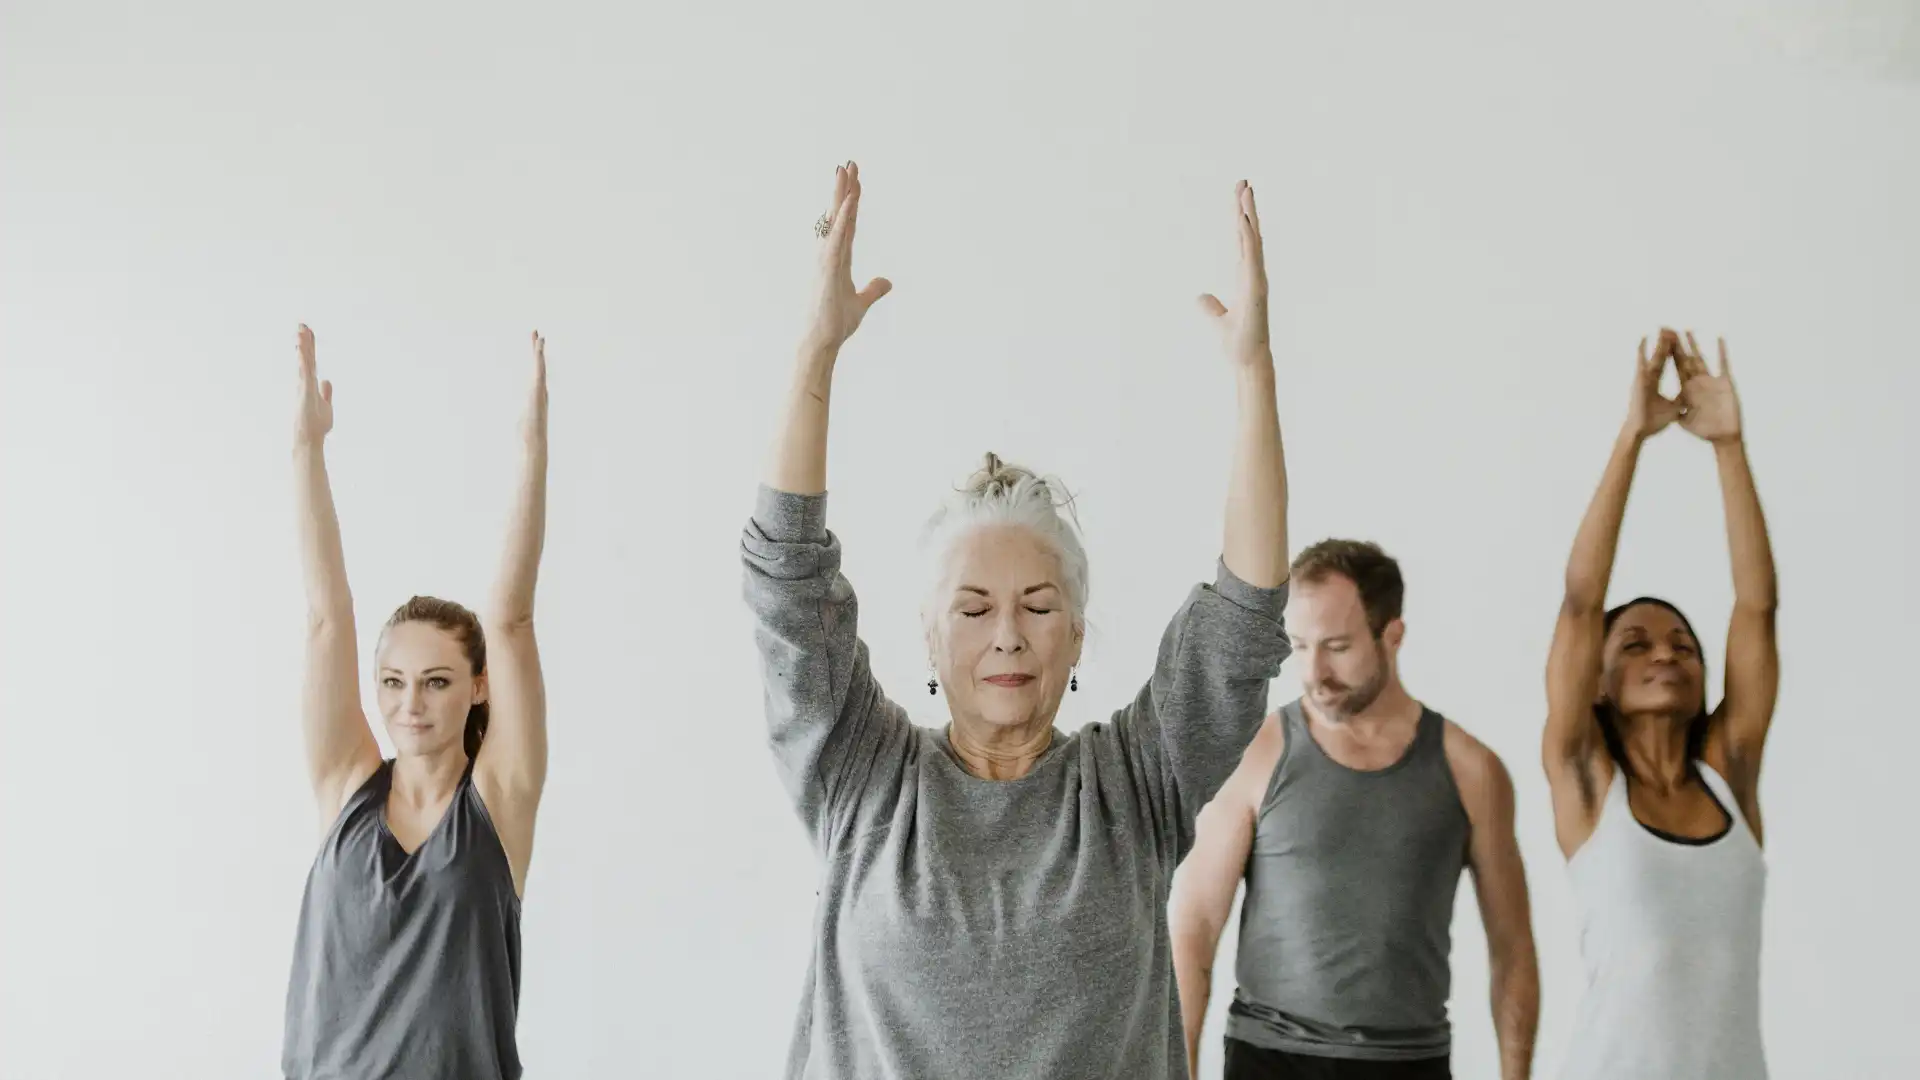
[
  {"left": 295, "top": 323, "right": 334, "bottom": 448},
  {"left": 1198, "top": 180, "right": 1273, "bottom": 366},
  {"left": 805, "top": 161, "right": 893, "bottom": 354},
  {"left": 1675, "top": 331, "right": 1741, "bottom": 444},
  {"left": 1626, "top": 329, "right": 1683, "bottom": 440},
  {"left": 523, "top": 331, "right": 549, "bottom": 446}
]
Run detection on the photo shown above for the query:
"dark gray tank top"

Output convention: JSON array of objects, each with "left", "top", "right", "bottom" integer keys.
[
  {"left": 282, "top": 760, "right": 523, "bottom": 1080},
  {"left": 1226, "top": 699, "right": 1469, "bottom": 1061}
]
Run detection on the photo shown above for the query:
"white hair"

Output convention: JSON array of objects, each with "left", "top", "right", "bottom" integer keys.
[{"left": 920, "top": 452, "right": 1090, "bottom": 630}]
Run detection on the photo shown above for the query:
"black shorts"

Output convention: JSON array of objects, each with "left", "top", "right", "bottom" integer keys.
[{"left": 1223, "top": 1037, "right": 1452, "bottom": 1080}]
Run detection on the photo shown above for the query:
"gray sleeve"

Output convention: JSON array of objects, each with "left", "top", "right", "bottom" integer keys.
[
  {"left": 1112, "top": 562, "right": 1290, "bottom": 860},
  {"left": 740, "top": 485, "right": 906, "bottom": 846}
]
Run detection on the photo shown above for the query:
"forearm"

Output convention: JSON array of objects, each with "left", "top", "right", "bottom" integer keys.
[
  {"left": 1171, "top": 927, "right": 1219, "bottom": 1075},
  {"left": 1222, "top": 356, "right": 1288, "bottom": 589},
  {"left": 766, "top": 345, "right": 839, "bottom": 496},
  {"left": 1714, "top": 439, "right": 1776, "bottom": 609},
  {"left": 293, "top": 443, "right": 353, "bottom": 623},
  {"left": 1564, "top": 426, "right": 1643, "bottom": 609},
  {"left": 1491, "top": 945, "right": 1541, "bottom": 1080},
  {"left": 490, "top": 436, "right": 548, "bottom": 627}
]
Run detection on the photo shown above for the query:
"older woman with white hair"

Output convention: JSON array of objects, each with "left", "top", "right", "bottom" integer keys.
[{"left": 742, "top": 161, "right": 1292, "bottom": 1080}]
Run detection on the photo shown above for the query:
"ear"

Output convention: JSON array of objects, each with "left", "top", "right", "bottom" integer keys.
[
  {"left": 473, "top": 671, "right": 490, "bottom": 706},
  {"left": 1381, "top": 617, "right": 1406, "bottom": 651}
]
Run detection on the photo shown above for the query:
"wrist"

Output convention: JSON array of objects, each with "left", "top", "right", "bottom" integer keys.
[
  {"left": 1233, "top": 352, "right": 1277, "bottom": 389},
  {"left": 1711, "top": 431, "right": 1746, "bottom": 452},
  {"left": 292, "top": 436, "right": 326, "bottom": 460},
  {"left": 797, "top": 337, "right": 842, "bottom": 369}
]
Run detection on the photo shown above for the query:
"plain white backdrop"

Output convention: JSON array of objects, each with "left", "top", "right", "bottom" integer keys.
[{"left": 2, "top": 2, "right": 1915, "bottom": 1077}]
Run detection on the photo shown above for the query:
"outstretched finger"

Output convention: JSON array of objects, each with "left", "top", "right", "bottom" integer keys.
[
  {"left": 823, "top": 191, "right": 857, "bottom": 270},
  {"left": 532, "top": 330, "right": 547, "bottom": 379},
  {"left": 1716, "top": 337, "right": 1731, "bottom": 379},
  {"left": 296, "top": 323, "right": 316, "bottom": 372},
  {"left": 1637, "top": 335, "right": 1650, "bottom": 373},
  {"left": 1198, "top": 293, "right": 1229, "bottom": 319},
  {"left": 1681, "top": 330, "right": 1711, "bottom": 379},
  {"left": 825, "top": 163, "right": 848, "bottom": 228},
  {"left": 836, "top": 161, "right": 863, "bottom": 261},
  {"left": 1240, "top": 181, "right": 1263, "bottom": 242}
]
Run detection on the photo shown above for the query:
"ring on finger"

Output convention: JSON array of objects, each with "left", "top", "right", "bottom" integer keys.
[{"left": 814, "top": 212, "right": 833, "bottom": 238}]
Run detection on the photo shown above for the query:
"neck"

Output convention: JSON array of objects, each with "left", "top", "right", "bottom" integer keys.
[
  {"left": 947, "top": 715, "right": 1055, "bottom": 781},
  {"left": 389, "top": 744, "right": 468, "bottom": 806},
  {"left": 1615, "top": 710, "right": 1694, "bottom": 790}
]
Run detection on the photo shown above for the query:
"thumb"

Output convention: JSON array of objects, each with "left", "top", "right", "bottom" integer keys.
[
  {"left": 320, "top": 380, "right": 333, "bottom": 404},
  {"left": 857, "top": 277, "right": 893, "bottom": 309},
  {"left": 1197, "top": 294, "right": 1228, "bottom": 319}
]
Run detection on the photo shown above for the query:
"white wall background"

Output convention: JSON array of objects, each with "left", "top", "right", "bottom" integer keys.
[{"left": 3, "top": 2, "right": 1915, "bottom": 1077}]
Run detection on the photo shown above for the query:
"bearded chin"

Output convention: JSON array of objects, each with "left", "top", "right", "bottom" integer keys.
[{"left": 1320, "top": 668, "right": 1387, "bottom": 719}]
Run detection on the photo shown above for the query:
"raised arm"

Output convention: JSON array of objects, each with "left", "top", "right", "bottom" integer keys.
[
  {"left": 292, "top": 324, "right": 381, "bottom": 826},
  {"left": 767, "top": 161, "right": 892, "bottom": 497},
  {"left": 1108, "top": 182, "right": 1293, "bottom": 857},
  {"left": 1544, "top": 332, "right": 1680, "bottom": 857},
  {"left": 473, "top": 331, "right": 550, "bottom": 895},
  {"left": 1449, "top": 726, "right": 1539, "bottom": 1080},
  {"left": 1200, "top": 180, "right": 1289, "bottom": 591},
  {"left": 1170, "top": 714, "right": 1282, "bottom": 1079},
  {"left": 1675, "top": 334, "right": 1778, "bottom": 839},
  {"left": 743, "top": 162, "right": 904, "bottom": 845}
]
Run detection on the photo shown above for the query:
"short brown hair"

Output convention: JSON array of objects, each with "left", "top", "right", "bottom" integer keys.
[{"left": 1289, "top": 539, "right": 1404, "bottom": 637}]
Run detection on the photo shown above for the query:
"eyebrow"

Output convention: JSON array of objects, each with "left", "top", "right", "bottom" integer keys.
[
  {"left": 955, "top": 583, "right": 1060, "bottom": 597},
  {"left": 380, "top": 666, "right": 457, "bottom": 675}
]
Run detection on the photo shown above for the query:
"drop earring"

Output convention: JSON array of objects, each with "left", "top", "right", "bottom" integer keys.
[
  {"left": 1070, "top": 666, "right": 1078, "bottom": 692},
  {"left": 928, "top": 664, "right": 938, "bottom": 695}
]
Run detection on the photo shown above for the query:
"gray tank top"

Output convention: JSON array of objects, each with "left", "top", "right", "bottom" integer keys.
[
  {"left": 1226, "top": 699, "right": 1469, "bottom": 1061},
  {"left": 281, "top": 759, "right": 523, "bottom": 1080}
]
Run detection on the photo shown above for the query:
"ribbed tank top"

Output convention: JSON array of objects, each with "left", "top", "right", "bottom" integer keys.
[
  {"left": 1226, "top": 699, "right": 1469, "bottom": 1061},
  {"left": 1558, "top": 762, "right": 1767, "bottom": 1080},
  {"left": 281, "top": 759, "right": 523, "bottom": 1080}
]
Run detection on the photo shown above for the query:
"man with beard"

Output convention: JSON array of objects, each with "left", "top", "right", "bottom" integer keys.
[{"left": 1170, "top": 540, "right": 1540, "bottom": 1080}]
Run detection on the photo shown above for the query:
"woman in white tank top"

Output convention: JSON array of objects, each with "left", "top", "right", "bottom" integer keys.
[{"left": 1542, "top": 329, "right": 1780, "bottom": 1079}]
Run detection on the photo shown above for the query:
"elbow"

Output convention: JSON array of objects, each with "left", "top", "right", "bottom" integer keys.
[
  {"left": 1559, "top": 586, "right": 1605, "bottom": 618},
  {"left": 306, "top": 607, "right": 353, "bottom": 638},
  {"left": 485, "top": 611, "right": 536, "bottom": 636}
]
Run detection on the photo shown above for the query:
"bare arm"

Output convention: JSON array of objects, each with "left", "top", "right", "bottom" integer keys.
[
  {"left": 292, "top": 325, "right": 381, "bottom": 825},
  {"left": 1545, "top": 333, "right": 1679, "bottom": 857},
  {"left": 1451, "top": 728, "right": 1539, "bottom": 1080},
  {"left": 767, "top": 161, "right": 891, "bottom": 497},
  {"left": 1202, "top": 181, "right": 1288, "bottom": 590},
  {"left": 1170, "top": 713, "right": 1282, "bottom": 1078},
  {"left": 474, "top": 332, "right": 550, "bottom": 895},
  {"left": 1676, "top": 335, "right": 1778, "bottom": 839}
]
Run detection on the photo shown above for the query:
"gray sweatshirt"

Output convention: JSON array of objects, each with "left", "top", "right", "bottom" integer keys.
[{"left": 742, "top": 486, "right": 1290, "bottom": 1080}]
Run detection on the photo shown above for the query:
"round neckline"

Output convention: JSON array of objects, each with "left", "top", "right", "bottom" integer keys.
[
  {"left": 933, "top": 723, "right": 1070, "bottom": 787},
  {"left": 1292, "top": 701, "right": 1431, "bottom": 778},
  {"left": 1621, "top": 765, "right": 1735, "bottom": 848}
]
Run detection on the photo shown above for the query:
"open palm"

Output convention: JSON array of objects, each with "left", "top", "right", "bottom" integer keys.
[
  {"left": 1627, "top": 330, "right": 1684, "bottom": 439},
  {"left": 1676, "top": 331, "right": 1741, "bottom": 443},
  {"left": 806, "top": 161, "right": 892, "bottom": 353},
  {"left": 1198, "top": 180, "right": 1272, "bottom": 365},
  {"left": 294, "top": 324, "right": 333, "bottom": 446}
]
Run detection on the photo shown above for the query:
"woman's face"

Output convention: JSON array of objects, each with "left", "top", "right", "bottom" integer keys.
[
  {"left": 929, "top": 524, "right": 1083, "bottom": 734},
  {"left": 1600, "top": 603, "right": 1705, "bottom": 719},
  {"left": 375, "top": 620, "right": 486, "bottom": 758}
]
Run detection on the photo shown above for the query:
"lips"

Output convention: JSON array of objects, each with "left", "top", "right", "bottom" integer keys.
[{"left": 984, "top": 674, "right": 1035, "bottom": 687}]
